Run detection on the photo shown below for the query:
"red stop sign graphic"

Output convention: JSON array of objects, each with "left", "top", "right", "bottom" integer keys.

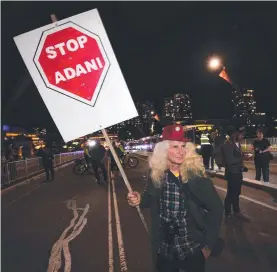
[{"left": 34, "top": 22, "right": 110, "bottom": 106}]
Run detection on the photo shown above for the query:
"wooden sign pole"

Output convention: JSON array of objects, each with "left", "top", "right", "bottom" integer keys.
[{"left": 101, "top": 128, "right": 149, "bottom": 233}]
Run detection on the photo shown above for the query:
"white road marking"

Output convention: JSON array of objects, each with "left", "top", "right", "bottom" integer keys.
[
  {"left": 108, "top": 174, "right": 114, "bottom": 272},
  {"left": 63, "top": 204, "right": 89, "bottom": 272},
  {"left": 111, "top": 176, "right": 128, "bottom": 272},
  {"left": 214, "top": 185, "right": 277, "bottom": 212},
  {"left": 47, "top": 200, "right": 89, "bottom": 272}
]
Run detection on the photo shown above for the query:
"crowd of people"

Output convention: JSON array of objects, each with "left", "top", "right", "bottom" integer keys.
[{"left": 200, "top": 127, "right": 273, "bottom": 183}]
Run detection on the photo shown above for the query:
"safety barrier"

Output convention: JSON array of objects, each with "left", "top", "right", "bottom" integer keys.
[
  {"left": 1, "top": 151, "right": 83, "bottom": 187},
  {"left": 241, "top": 137, "right": 277, "bottom": 152}
]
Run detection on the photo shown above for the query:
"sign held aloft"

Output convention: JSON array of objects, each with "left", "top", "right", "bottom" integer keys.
[
  {"left": 14, "top": 9, "right": 138, "bottom": 142},
  {"left": 33, "top": 22, "right": 110, "bottom": 105}
]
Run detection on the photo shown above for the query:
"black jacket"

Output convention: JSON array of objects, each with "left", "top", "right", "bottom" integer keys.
[
  {"left": 89, "top": 145, "right": 106, "bottom": 162},
  {"left": 140, "top": 173, "right": 223, "bottom": 264},
  {"left": 222, "top": 142, "right": 243, "bottom": 174},
  {"left": 41, "top": 149, "right": 54, "bottom": 167}
]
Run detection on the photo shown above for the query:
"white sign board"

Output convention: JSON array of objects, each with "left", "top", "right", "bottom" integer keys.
[{"left": 14, "top": 9, "right": 138, "bottom": 142}]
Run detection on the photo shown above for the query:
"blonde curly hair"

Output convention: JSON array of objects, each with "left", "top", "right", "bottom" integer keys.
[{"left": 149, "top": 141, "right": 206, "bottom": 187}]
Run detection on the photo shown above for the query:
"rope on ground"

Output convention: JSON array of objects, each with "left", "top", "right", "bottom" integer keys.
[
  {"left": 63, "top": 204, "right": 89, "bottom": 272},
  {"left": 47, "top": 200, "right": 89, "bottom": 272}
]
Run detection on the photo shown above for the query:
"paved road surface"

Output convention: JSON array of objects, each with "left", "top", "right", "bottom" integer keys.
[{"left": 2, "top": 157, "right": 277, "bottom": 272}]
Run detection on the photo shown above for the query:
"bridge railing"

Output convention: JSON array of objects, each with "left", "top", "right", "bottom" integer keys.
[
  {"left": 1, "top": 151, "right": 84, "bottom": 187},
  {"left": 241, "top": 137, "right": 277, "bottom": 152}
]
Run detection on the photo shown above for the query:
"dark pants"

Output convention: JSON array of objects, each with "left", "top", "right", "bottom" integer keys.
[
  {"left": 224, "top": 172, "right": 242, "bottom": 215},
  {"left": 202, "top": 155, "right": 211, "bottom": 169},
  {"left": 201, "top": 145, "right": 212, "bottom": 169},
  {"left": 210, "top": 155, "right": 215, "bottom": 170},
  {"left": 84, "top": 155, "right": 90, "bottom": 165},
  {"left": 255, "top": 159, "right": 269, "bottom": 182},
  {"left": 156, "top": 248, "right": 205, "bottom": 272},
  {"left": 111, "top": 159, "right": 119, "bottom": 171},
  {"left": 91, "top": 159, "right": 107, "bottom": 182},
  {"left": 44, "top": 162, "right": 54, "bottom": 181}
]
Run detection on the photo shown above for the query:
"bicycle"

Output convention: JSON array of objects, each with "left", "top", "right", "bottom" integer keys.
[{"left": 72, "top": 158, "right": 102, "bottom": 176}]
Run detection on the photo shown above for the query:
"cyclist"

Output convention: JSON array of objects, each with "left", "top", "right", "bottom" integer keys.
[
  {"left": 83, "top": 142, "right": 91, "bottom": 166},
  {"left": 108, "top": 141, "right": 123, "bottom": 172},
  {"left": 117, "top": 141, "right": 126, "bottom": 164}
]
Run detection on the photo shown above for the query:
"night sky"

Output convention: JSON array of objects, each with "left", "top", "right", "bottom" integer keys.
[{"left": 2, "top": 1, "right": 277, "bottom": 131}]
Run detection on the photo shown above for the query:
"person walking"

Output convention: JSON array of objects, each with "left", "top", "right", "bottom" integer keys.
[
  {"left": 108, "top": 141, "right": 123, "bottom": 171},
  {"left": 127, "top": 124, "right": 223, "bottom": 272},
  {"left": 41, "top": 146, "right": 55, "bottom": 182}
]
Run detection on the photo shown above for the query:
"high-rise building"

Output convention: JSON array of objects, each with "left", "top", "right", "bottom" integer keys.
[
  {"left": 109, "top": 101, "right": 156, "bottom": 135},
  {"left": 125, "top": 116, "right": 141, "bottom": 127},
  {"left": 234, "top": 96, "right": 248, "bottom": 123},
  {"left": 164, "top": 97, "right": 175, "bottom": 118},
  {"left": 33, "top": 127, "right": 47, "bottom": 136},
  {"left": 163, "top": 94, "right": 192, "bottom": 122},
  {"left": 174, "top": 94, "right": 192, "bottom": 121},
  {"left": 242, "top": 89, "right": 257, "bottom": 116},
  {"left": 124, "top": 101, "right": 154, "bottom": 128},
  {"left": 136, "top": 101, "right": 156, "bottom": 134},
  {"left": 137, "top": 101, "right": 155, "bottom": 123},
  {"left": 109, "top": 121, "right": 125, "bottom": 133},
  {"left": 252, "top": 112, "right": 266, "bottom": 127},
  {"left": 239, "top": 89, "right": 266, "bottom": 127}
]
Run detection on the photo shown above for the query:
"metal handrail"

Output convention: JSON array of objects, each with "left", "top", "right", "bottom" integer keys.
[{"left": 1, "top": 151, "right": 84, "bottom": 187}]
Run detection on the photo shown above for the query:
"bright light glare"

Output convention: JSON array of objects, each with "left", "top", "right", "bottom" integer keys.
[
  {"left": 88, "top": 140, "right": 96, "bottom": 147},
  {"left": 208, "top": 58, "right": 221, "bottom": 70}
]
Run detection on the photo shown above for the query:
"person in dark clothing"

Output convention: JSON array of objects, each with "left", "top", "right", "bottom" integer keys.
[
  {"left": 222, "top": 131, "right": 248, "bottom": 219},
  {"left": 108, "top": 141, "right": 123, "bottom": 171},
  {"left": 201, "top": 133, "right": 212, "bottom": 170},
  {"left": 211, "top": 129, "right": 225, "bottom": 172},
  {"left": 253, "top": 129, "right": 271, "bottom": 183},
  {"left": 88, "top": 140, "right": 108, "bottom": 184},
  {"left": 36, "top": 148, "right": 44, "bottom": 169},
  {"left": 127, "top": 125, "right": 223, "bottom": 272},
  {"left": 207, "top": 134, "right": 214, "bottom": 170},
  {"left": 41, "top": 147, "right": 54, "bottom": 181},
  {"left": 83, "top": 143, "right": 91, "bottom": 165}
]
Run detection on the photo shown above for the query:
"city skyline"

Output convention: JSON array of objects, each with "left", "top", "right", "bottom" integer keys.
[
  {"left": 164, "top": 94, "right": 192, "bottom": 122},
  {"left": 2, "top": 89, "right": 275, "bottom": 133}
]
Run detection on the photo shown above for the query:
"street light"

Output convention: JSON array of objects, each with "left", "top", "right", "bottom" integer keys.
[{"left": 208, "top": 57, "right": 222, "bottom": 71}]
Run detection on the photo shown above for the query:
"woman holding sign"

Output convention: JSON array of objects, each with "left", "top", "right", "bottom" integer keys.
[{"left": 127, "top": 124, "right": 223, "bottom": 272}]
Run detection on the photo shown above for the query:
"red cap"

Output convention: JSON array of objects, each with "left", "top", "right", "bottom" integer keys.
[{"left": 162, "top": 124, "right": 190, "bottom": 142}]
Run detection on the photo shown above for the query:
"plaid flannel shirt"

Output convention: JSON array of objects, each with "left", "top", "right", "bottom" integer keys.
[{"left": 158, "top": 171, "right": 200, "bottom": 260}]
